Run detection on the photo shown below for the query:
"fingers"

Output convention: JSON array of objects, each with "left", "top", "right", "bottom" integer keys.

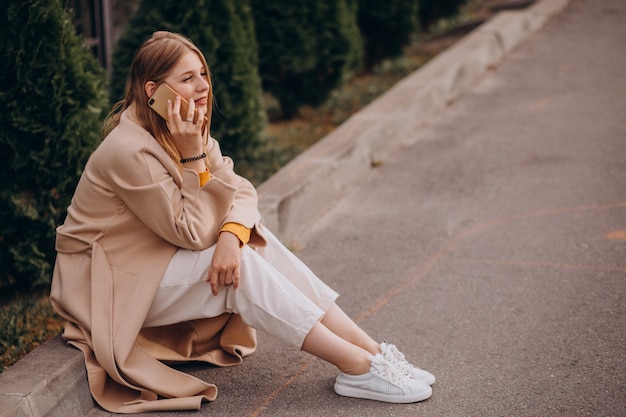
[
  {"left": 166, "top": 97, "right": 181, "bottom": 127},
  {"left": 206, "top": 265, "right": 240, "bottom": 296},
  {"left": 166, "top": 99, "right": 173, "bottom": 120},
  {"left": 186, "top": 98, "right": 206, "bottom": 129},
  {"left": 196, "top": 107, "right": 205, "bottom": 128},
  {"left": 232, "top": 266, "right": 240, "bottom": 289},
  {"left": 207, "top": 266, "right": 219, "bottom": 296},
  {"left": 186, "top": 96, "right": 196, "bottom": 122},
  {"left": 206, "top": 234, "right": 242, "bottom": 296},
  {"left": 166, "top": 96, "right": 199, "bottom": 126}
]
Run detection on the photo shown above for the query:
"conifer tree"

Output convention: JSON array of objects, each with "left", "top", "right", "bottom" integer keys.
[
  {"left": 251, "top": 0, "right": 363, "bottom": 118},
  {"left": 0, "top": 0, "right": 108, "bottom": 289},
  {"left": 357, "top": 0, "right": 418, "bottom": 69},
  {"left": 417, "top": 0, "right": 469, "bottom": 33},
  {"left": 110, "top": 0, "right": 266, "bottom": 173}
]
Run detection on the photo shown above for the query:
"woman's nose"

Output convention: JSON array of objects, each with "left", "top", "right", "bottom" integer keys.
[{"left": 197, "top": 78, "right": 210, "bottom": 92}]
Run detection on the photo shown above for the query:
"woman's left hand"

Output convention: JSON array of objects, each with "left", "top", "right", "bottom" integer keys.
[{"left": 206, "top": 232, "right": 242, "bottom": 295}]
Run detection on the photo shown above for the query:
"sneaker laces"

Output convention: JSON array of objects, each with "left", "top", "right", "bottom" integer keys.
[
  {"left": 382, "top": 341, "right": 416, "bottom": 373},
  {"left": 368, "top": 354, "right": 411, "bottom": 388}
]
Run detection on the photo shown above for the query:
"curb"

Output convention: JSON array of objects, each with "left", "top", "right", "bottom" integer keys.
[
  {"left": 0, "top": 337, "right": 92, "bottom": 417},
  {"left": 0, "top": 1, "right": 570, "bottom": 416},
  {"left": 257, "top": 0, "right": 570, "bottom": 247}
]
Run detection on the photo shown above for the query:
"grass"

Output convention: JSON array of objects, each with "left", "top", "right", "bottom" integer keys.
[
  {"left": 0, "top": 0, "right": 501, "bottom": 372},
  {"left": 0, "top": 292, "right": 64, "bottom": 372}
]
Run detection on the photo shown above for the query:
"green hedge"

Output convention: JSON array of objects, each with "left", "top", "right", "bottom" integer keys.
[
  {"left": 418, "top": 0, "right": 470, "bottom": 32},
  {"left": 0, "top": 0, "right": 109, "bottom": 290},
  {"left": 357, "top": 0, "right": 418, "bottom": 68},
  {"left": 110, "top": 0, "right": 266, "bottom": 174},
  {"left": 251, "top": 0, "right": 362, "bottom": 118}
]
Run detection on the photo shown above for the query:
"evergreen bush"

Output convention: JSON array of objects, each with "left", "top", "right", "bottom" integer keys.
[
  {"left": 0, "top": 0, "right": 109, "bottom": 290},
  {"left": 109, "top": 0, "right": 266, "bottom": 174},
  {"left": 251, "top": 0, "right": 363, "bottom": 118},
  {"left": 417, "top": 0, "right": 469, "bottom": 33},
  {"left": 357, "top": 0, "right": 418, "bottom": 69}
]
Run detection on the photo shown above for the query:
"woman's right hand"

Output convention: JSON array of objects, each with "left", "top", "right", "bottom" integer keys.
[
  {"left": 206, "top": 231, "right": 243, "bottom": 296},
  {"left": 166, "top": 95, "right": 206, "bottom": 164}
]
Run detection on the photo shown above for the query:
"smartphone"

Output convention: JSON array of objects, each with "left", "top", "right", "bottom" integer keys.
[{"left": 147, "top": 83, "right": 207, "bottom": 127}]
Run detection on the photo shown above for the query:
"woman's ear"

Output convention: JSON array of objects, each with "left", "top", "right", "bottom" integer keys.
[{"left": 145, "top": 81, "right": 157, "bottom": 98}]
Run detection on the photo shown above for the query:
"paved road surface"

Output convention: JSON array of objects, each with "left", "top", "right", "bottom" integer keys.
[{"left": 88, "top": 0, "right": 626, "bottom": 415}]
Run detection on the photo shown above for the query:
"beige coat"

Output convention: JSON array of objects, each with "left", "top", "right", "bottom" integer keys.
[{"left": 50, "top": 107, "right": 266, "bottom": 413}]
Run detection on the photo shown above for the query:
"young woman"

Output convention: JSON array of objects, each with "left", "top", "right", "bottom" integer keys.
[{"left": 50, "top": 31, "right": 434, "bottom": 413}]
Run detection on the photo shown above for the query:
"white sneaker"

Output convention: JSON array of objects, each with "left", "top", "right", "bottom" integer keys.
[
  {"left": 334, "top": 354, "right": 432, "bottom": 403},
  {"left": 380, "top": 341, "right": 436, "bottom": 385}
]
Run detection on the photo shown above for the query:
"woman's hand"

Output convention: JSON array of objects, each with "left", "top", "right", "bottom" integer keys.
[
  {"left": 206, "top": 232, "right": 242, "bottom": 296},
  {"left": 166, "top": 95, "right": 205, "bottom": 164}
]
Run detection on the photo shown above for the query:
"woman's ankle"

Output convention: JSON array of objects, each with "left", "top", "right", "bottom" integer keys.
[{"left": 340, "top": 356, "right": 371, "bottom": 375}]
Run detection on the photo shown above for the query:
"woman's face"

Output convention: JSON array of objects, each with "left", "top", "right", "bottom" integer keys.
[{"left": 163, "top": 51, "right": 210, "bottom": 114}]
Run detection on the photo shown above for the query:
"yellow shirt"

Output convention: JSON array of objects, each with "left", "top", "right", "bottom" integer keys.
[{"left": 198, "top": 169, "right": 250, "bottom": 246}]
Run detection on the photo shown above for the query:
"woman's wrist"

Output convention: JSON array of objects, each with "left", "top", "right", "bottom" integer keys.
[
  {"left": 219, "top": 223, "right": 250, "bottom": 247},
  {"left": 180, "top": 151, "right": 206, "bottom": 173},
  {"left": 181, "top": 158, "right": 206, "bottom": 173},
  {"left": 180, "top": 152, "right": 206, "bottom": 164}
]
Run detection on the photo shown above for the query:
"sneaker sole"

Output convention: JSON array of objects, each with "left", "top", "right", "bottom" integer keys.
[{"left": 334, "top": 383, "right": 432, "bottom": 403}]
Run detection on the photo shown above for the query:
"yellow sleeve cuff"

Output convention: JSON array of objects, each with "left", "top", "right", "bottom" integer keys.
[
  {"left": 198, "top": 169, "right": 211, "bottom": 187},
  {"left": 219, "top": 223, "right": 251, "bottom": 247}
]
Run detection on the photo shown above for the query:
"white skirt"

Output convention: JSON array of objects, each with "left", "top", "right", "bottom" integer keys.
[{"left": 144, "top": 228, "right": 339, "bottom": 348}]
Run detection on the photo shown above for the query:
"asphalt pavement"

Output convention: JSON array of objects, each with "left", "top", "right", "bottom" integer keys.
[{"left": 2, "top": 0, "right": 625, "bottom": 416}]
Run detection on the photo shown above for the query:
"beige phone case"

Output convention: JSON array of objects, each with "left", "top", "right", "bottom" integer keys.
[{"left": 147, "top": 83, "right": 206, "bottom": 126}]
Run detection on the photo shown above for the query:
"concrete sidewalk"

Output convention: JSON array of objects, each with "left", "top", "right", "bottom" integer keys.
[{"left": 5, "top": 0, "right": 626, "bottom": 415}]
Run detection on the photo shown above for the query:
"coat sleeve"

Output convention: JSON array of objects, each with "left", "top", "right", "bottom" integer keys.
[
  {"left": 204, "top": 137, "right": 261, "bottom": 229},
  {"left": 90, "top": 130, "right": 238, "bottom": 251}
]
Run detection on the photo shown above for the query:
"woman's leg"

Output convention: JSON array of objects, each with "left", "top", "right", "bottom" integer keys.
[
  {"left": 148, "top": 239, "right": 432, "bottom": 403},
  {"left": 146, "top": 244, "right": 336, "bottom": 349},
  {"left": 301, "top": 321, "right": 372, "bottom": 375},
  {"left": 320, "top": 304, "right": 381, "bottom": 356},
  {"left": 255, "top": 229, "right": 382, "bottom": 354},
  {"left": 253, "top": 228, "right": 339, "bottom": 311},
  {"left": 147, "top": 244, "right": 374, "bottom": 374}
]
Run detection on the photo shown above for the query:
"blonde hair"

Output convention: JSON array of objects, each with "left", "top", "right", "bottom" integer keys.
[{"left": 104, "top": 31, "right": 213, "bottom": 168}]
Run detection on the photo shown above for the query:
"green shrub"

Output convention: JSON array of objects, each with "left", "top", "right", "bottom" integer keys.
[
  {"left": 357, "top": 0, "right": 418, "bottom": 69},
  {"left": 109, "top": 0, "right": 266, "bottom": 175},
  {"left": 251, "top": 0, "right": 363, "bottom": 118},
  {"left": 0, "top": 0, "right": 109, "bottom": 290},
  {"left": 418, "top": 0, "right": 469, "bottom": 32}
]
